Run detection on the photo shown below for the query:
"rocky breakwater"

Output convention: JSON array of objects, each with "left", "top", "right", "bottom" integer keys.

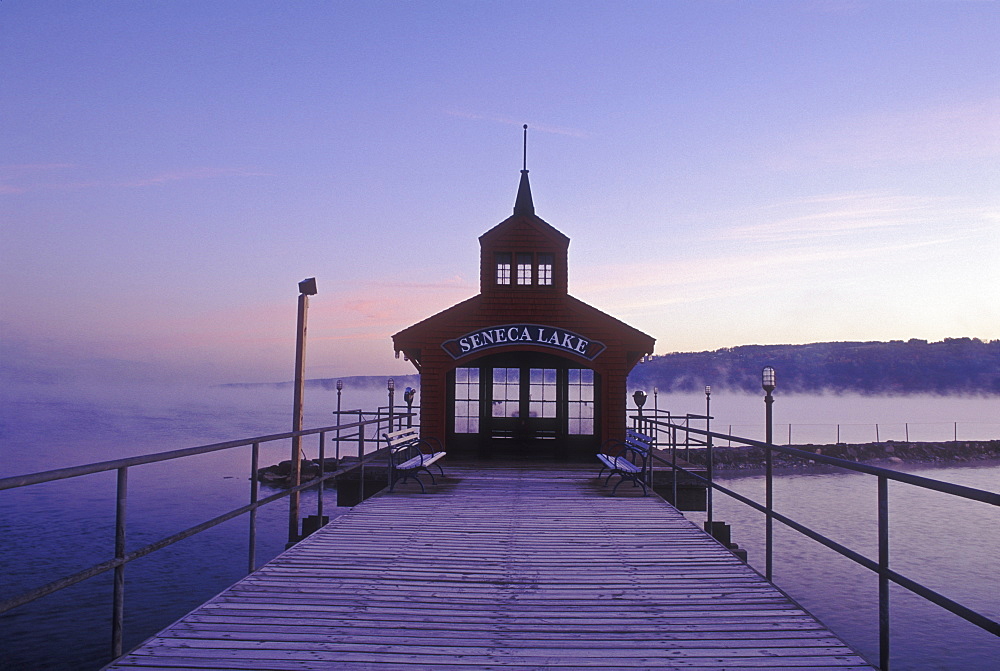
[
  {"left": 256, "top": 457, "right": 346, "bottom": 486},
  {"left": 689, "top": 440, "right": 1000, "bottom": 471}
]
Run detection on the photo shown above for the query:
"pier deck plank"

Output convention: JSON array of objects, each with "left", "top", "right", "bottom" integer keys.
[{"left": 104, "top": 465, "right": 873, "bottom": 670}]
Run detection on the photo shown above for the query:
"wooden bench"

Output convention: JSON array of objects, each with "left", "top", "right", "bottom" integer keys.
[
  {"left": 384, "top": 428, "right": 446, "bottom": 493},
  {"left": 597, "top": 429, "right": 653, "bottom": 496}
]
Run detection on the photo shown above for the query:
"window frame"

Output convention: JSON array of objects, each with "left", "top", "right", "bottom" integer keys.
[{"left": 495, "top": 252, "right": 512, "bottom": 286}]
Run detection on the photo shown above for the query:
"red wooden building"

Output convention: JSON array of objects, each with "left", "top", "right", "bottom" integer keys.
[{"left": 392, "top": 169, "right": 655, "bottom": 459}]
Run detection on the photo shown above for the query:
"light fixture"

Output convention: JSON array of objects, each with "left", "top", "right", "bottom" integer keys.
[
  {"left": 762, "top": 366, "right": 776, "bottom": 393},
  {"left": 298, "top": 277, "right": 317, "bottom": 295}
]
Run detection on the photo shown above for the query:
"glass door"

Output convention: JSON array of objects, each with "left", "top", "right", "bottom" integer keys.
[{"left": 447, "top": 353, "right": 600, "bottom": 456}]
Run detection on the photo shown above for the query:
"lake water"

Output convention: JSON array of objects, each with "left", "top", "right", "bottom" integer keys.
[
  {"left": 690, "top": 463, "right": 1000, "bottom": 670},
  {"left": 0, "top": 383, "right": 997, "bottom": 669}
]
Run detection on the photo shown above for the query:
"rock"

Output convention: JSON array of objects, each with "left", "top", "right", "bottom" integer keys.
[{"left": 686, "top": 440, "right": 999, "bottom": 470}]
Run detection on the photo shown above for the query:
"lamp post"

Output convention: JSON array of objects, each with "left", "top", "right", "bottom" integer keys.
[
  {"left": 387, "top": 378, "right": 395, "bottom": 432},
  {"left": 705, "top": 385, "right": 712, "bottom": 435},
  {"left": 404, "top": 387, "right": 416, "bottom": 428},
  {"left": 335, "top": 379, "right": 343, "bottom": 418},
  {"left": 289, "top": 277, "right": 317, "bottom": 545},
  {"left": 762, "top": 365, "right": 776, "bottom": 580},
  {"left": 335, "top": 379, "right": 343, "bottom": 460},
  {"left": 653, "top": 386, "right": 658, "bottom": 415}
]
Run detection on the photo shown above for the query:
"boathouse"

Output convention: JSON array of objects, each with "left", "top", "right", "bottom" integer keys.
[{"left": 392, "top": 167, "right": 655, "bottom": 458}]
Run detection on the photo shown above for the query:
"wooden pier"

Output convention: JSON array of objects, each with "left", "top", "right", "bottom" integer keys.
[{"left": 104, "top": 464, "right": 873, "bottom": 670}]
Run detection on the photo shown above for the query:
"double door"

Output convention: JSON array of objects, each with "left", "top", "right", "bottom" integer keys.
[
  {"left": 448, "top": 352, "right": 598, "bottom": 456},
  {"left": 489, "top": 365, "right": 560, "bottom": 444}
]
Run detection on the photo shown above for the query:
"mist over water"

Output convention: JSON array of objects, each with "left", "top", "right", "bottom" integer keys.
[
  {"left": 0, "top": 379, "right": 397, "bottom": 475},
  {"left": 1, "top": 380, "right": 997, "bottom": 669},
  {"left": 649, "top": 390, "right": 999, "bottom": 443}
]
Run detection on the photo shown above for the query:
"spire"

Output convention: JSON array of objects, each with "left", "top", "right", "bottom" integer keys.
[{"left": 514, "top": 124, "right": 535, "bottom": 215}]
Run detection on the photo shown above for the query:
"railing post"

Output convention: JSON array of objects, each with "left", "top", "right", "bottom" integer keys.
[
  {"left": 706, "top": 428, "right": 714, "bottom": 529},
  {"left": 684, "top": 415, "right": 691, "bottom": 461},
  {"left": 111, "top": 466, "right": 128, "bottom": 660},
  {"left": 358, "top": 411, "right": 366, "bottom": 502},
  {"left": 671, "top": 424, "right": 678, "bottom": 508},
  {"left": 878, "top": 475, "right": 890, "bottom": 670},
  {"left": 765, "top": 441, "right": 773, "bottom": 581},
  {"left": 317, "top": 431, "right": 326, "bottom": 526},
  {"left": 248, "top": 442, "right": 259, "bottom": 573},
  {"left": 647, "top": 422, "right": 654, "bottom": 490}
]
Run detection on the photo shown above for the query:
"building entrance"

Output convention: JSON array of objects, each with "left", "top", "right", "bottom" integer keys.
[{"left": 447, "top": 352, "right": 600, "bottom": 458}]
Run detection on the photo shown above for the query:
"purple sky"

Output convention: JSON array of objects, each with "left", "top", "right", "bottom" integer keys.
[{"left": 2, "top": 1, "right": 998, "bottom": 386}]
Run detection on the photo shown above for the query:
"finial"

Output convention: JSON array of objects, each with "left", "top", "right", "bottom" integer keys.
[
  {"left": 522, "top": 124, "right": 528, "bottom": 172},
  {"left": 513, "top": 124, "right": 534, "bottom": 215}
]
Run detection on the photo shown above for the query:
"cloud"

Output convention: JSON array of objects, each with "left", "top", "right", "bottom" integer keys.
[
  {"left": 714, "top": 192, "right": 949, "bottom": 244},
  {"left": 122, "top": 167, "right": 271, "bottom": 188},
  {"left": 445, "top": 110, "right": 589, "bottom": 138},
  {"left": 573, "top": 190, "right": 997, "bottom": 311},
  {"left": 786, "top": 99, "right": 1000, "bottom": 170},
  {"left": 0, "top": 163, "right": 76, "bottom": 194},
  {"left": 801, "top": 0, "right": 869, "bottom": 14},
  {"left": 377, "top": 274, "right": 474, "bottom": 291},
  {"left": 0, "top": 163, "right": 270, "bottom": 193}
]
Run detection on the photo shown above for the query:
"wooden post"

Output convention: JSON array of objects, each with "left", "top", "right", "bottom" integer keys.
[{"left": 289, "top": 287, "right": 311, "bottom": 545}]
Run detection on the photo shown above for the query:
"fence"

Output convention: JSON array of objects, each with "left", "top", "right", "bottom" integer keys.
[
  {"left": 0, "top": 410, "right": 412, "bottom": 663},
  {"left": 634, "top": 413, "right": 1000, "bottom": 671},
  {"left": 721, "top": 421, "right": 1000, "bottom": 445}
]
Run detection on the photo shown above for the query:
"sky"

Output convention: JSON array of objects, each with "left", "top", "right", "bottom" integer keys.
[{"left": 2, "top": 0, "right": 998, "bottom": 387}]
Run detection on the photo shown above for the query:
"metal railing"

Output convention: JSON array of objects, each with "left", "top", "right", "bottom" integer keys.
[
  {"left": 0, "top": 410, "right": 412, "bottom": 663},
  {"left": 635, "top": 415, "right": 1000, "bottom": 671}
]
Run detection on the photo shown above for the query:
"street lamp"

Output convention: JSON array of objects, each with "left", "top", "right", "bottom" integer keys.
[
  {"left": 653, "top": 386, "right": 658, "bottom": 415},
  {"left": 334, "top": 379, "right": 343, "bottom": 463},
  {"left": 387, "top": 378, "right": 395, "bottom": 430},
  {"left": 705, "top": 385, "right": 712, "bottom": 434},
  {"left": 761, "top": 365, "right": 776, "bottom": 580},
  {"left": 289, "top": 277, "right": 317, "bottom": 545}
]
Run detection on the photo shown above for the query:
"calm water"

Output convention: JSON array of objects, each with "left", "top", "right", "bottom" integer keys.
[
  {"left": 688, "top": 463, "right": 1000, "bottom": 670},
  {"left": 0, "top": 384, "right": 997, "bottom": 669}
]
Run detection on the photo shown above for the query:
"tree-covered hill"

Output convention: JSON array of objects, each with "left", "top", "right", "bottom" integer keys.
[{"left": 627, "top": 338, "right": 1000, "bottom": 395}]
